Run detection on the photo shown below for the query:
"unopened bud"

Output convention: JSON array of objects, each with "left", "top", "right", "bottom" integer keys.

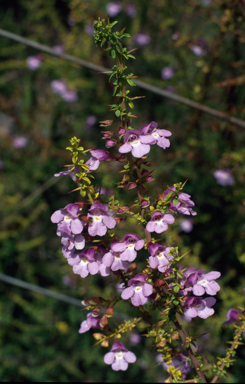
[
  {"left": 105, "top": 139, "right": 117, "bottom": 148},
  {"left": 128, "top": 182, "right": 137, "bottom": 189},
  {"left": 141, "top": 199, "right": 149, "bottom": 208},
  {"left": 117, "top": 126, "right": 126, "bottom": 135}
]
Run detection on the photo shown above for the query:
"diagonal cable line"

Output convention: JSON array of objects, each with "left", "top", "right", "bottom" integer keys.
[
  {"left": 0, "top": 28, "right": 245, "bottom": 128},
  {"left": 0, "top": 272, "right": 83, "bottom": 307}
]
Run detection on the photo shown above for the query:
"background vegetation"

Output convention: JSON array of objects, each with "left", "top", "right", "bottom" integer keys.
[{"left": 1, "top": 0, "right": 245, "bottom": 382}]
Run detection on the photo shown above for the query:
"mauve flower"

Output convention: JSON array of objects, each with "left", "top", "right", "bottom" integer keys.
[
  {"left": 125, "top": 4, "right": 137, "bottom": 17},
  {"left": 87, "top": 202, "right": 116, "bottom": 236},
  {"left": 161, "top": 66, "right": 175, "bottom": 80},
  {"left": 78, "top": 312, "right": 100, "bottom": 333},
  {"left": 106, "top": 1, "right": 122, "bottom": 17},
  {"left": 85, "top": 24, "right": 94, "bottom": 36},
  {"left": 146, "top": 212, "right": 175, "bottom": 234},
  {"left": 190, "top": 45, "right": 207, "bottom": 56},
  {"left": 54, "top": 166, "right": 79, "bottom": 181},
  {"left": 84, "top": 115, "right": 97, "bottom": 129},
  {"left": 70, "top": 248, "right": 100, "bottom": 278},
  {"left": 156, "top": 353, "right": 192, "bottom": 379},
  {"left": 52, "top": 45, "right": 64, "bottom": 54},
  {"left": 94, "top": 245, "right": 111, "bottom": 277},
  {"left": 119, "top": 130, "right": 151, "bottom": 158},
  {"left": 179, "top": 218, "right": 193, "bottom": 233},
  {"left": 121, "top": 274, "right": 153, "bottom": 306},
  {"left": 134, "top": 32, "right": 151, "bottom": 46},
  {"left": 104, "top": 341, "right": 136, "bottom": 371},
  {"left": 129, "top": 332, "right": 141, "bottom": 346},
  {"left": 148, "top": 243, "right": 174, "bottom": 272},
  {"left": 184, "top": 297, "right": 216, "bottom": 320},
  {"left": 102, "top": 243, "right": 129, "bottom": 272},
  {"left": 60, "top": 232, "right": 85, "bottom": 254},
  {"left": 51, "top": 80, "right": 67, "bottom": 95},
  {"left": 111, "top": 234, "right": 144, "bottom": 262},
  {"left": 26, "top": 55, "right": 42, "bottom": 70},
  {"left": 223, "top": 309, "right": 241, "bottom": 325},
  {"left": 68, "top": 17, "right": 76, "bottom": 26},
  {"left": 140, "top": 121, "right": 172, "bottom": 150},
  {"left": 12, "top": 136, "right": 28, "bottom": 149},
  {"left": 213, "top": 169, "right": 235, "bottom": 186},
  {"left": 51, "top": 203, "right": 84, "bottom": 236},
  {"left": 164, "top": 186, "right": 197, "bottom": 216},
  {"left": 185, "top": 270, "right": 221, "bottom": 296},
  {"left": 61, "top": 88, "right": 78, "bottom": 103},
  {"left": 86, "top": 149, "right": 113, "bottom": 171}
]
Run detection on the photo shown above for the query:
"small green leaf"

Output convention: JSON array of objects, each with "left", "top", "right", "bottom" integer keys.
[
  {"left": 173, "top": 198, "right": 179, "bottom": 205},
  {"left": 115, "top": 110, "right": 121, "bottom": 117},
  {"left": 111, "top": 49, "right": 116, "bottom": 59}
]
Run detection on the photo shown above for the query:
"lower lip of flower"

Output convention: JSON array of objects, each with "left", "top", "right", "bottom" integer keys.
[
  {"left": 115, "top": 352, "right": 123, "bottom": 358},
  {"left": 157, "top": 253, "right": 163, "bottom": 258},
  {"left": 195, "top": 303, "right": 205, "bottom": 311},
  {"left": 127, "top": 244, "right": 134, "bottom": 249}
]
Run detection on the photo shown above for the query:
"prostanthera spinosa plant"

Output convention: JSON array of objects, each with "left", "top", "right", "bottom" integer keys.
[{"left": 51, "top": 18, "right": 245, "bottom": 382}]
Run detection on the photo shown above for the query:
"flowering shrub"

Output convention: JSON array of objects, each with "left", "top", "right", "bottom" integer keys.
[{"left": 49, "top": 18, "right": 245, "bottom": 383}]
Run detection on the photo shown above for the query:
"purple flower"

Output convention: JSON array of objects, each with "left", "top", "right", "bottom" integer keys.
[
  {"left": 125, "top": 4, "right": 137, "bottom": 17},
  {"left": 94, "top": 245, "right": 111, "bottom": 277},
  {"left": 78, "top": 312, "right": 100, "bottom": 334},
  {"left": 68, "top": 17, "right": 76, "bottom": 26},
  {"left": 148, "top": 243, "right": 174, "bottom": 272},
  {"left": 102, "top": 243, "right": 129, "bottom": 272},
  {"left": 84, "top": 115, "right": 97, "bottom": 129},
  {"left": 69, "top": 248, "right": 100, "bottom": 278},
  {"left": 111, "top": 234, "right": 144, "bottom": 262},
  {"left": 86, "top": 149, "right": 113, "bottom": 171},
  {"left": 156, "top": 353, "right": 192, "bottom": 379},
  {"left": 119, "top": 130, "right": 151, "bottom": 158},
  {"left": 223, "top": 309, "right": 241, "bottom": 325},
  {"left": 54, "top": 166, "right": 79, "bottom": 181},
  {"left": 129, "top": 332, "right": 141, "bottom": 346},
  {"left": 185, "top": 270, "right": 221, "bottom": 296},
  {"left": 51, "top": 80, "right": 67, "bottom": 95},
  {"left": 116, "top": 282, "right": 125, "bottom": 293},
  {"left": 134, "top": 32, "right": 151, "bottom": 46},
  {"left": 87, "top": 202, "right": 116, "bottom": 236},
  {"left": 121, "top": 274, "right": 153, "bottom": 306},
  {"left": 26, "top": 55, "right": 42, "bottom": 70},
  {"left": 106, "top": 2, "right": 122, "bottom": 17},
  {"left": 140, "top": 121, "right": 172, "bottom": 150},
  {"left": 104, "top": 341, "right": 136, "bottom": 371},
  {"left": 184, "top": 297, "right": 216, "bottom": 320},
  {"left": 213, "top": 169, "right": 235, "bottom": 186},
  {"left": 61, "top": 88, "right": 78, "bottom": 103},
  {"left": 85, "top": 24, "right": 94, "bottom": 37},
  {"left": 190, "top": 45, "right": 207, "bottom": 56},
  {"left": 146, "top": 212, "right": 175, "bottom": 234},
  {"left": 61, "top": 231, "right": 85, "bottom": 255},
  {"left": 12, "top": 136, "right": 28, "bottom": 149},
  {"left": 51, "top": 203, "right": 84, "bottom": 236},
  {"left": 52, "top": 45, "right": 64, "bottom": 54},
  {"left": 164, "top": 186, "right": 197, "bottom": 216},
  {"left": 179, "top": 218, "right": 193, "bottom": 233},
  {"left": 161, "top": 66, "right": 175, "bottom": 80}
]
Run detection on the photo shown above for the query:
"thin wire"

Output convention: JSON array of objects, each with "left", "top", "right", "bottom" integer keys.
[
  {"left": 0, "top": 28, "right": 245, "bottom": 128},
  {"left": 0, "top": 272, "right": 83, "bottom": 307},
  {"left": 0, "top": 273, "right": 129, "bottom": 320}
]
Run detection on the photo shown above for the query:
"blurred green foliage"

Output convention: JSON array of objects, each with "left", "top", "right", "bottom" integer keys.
[{"left": 1, "top": 0, "right": 245, "bottom": 382}]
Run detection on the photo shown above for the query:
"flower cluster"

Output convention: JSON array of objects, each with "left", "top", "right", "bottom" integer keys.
[{"left": 181, "top": 269, "right": 221, "bottom": 320}]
